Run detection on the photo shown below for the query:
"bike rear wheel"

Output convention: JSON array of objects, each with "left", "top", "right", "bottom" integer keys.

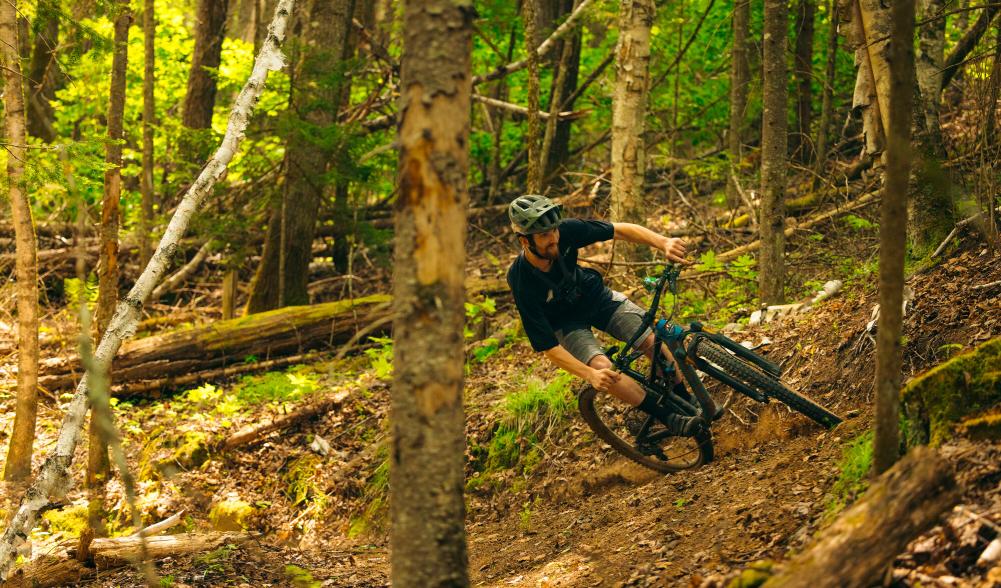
[
  {"left": 694, "top": 339, "right": 842, "bottom": 429},
  {"left": 578, "top": 383, "right": 714, "bottom": 474}
]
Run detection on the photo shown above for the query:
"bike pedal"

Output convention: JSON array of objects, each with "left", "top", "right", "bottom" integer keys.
[{"left": 636, "top": 442, "right": 667, "bottom": 460}]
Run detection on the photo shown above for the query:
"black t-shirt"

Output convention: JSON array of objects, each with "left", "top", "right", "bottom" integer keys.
[{"left": 507, "top": 219, "right": 619, "bottom": 351}]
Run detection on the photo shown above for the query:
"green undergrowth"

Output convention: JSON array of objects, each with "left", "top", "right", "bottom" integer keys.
[
  {"left": 823, "top": 431, "right": 873, "bottom": 520},
  {"left": 468, "top": 372, "right": 575, "bottom": 492},
  {"left": 283, "top": 454, "right": 329, "bottom": 522},
  {"left": 348, "top": 440, "right": 390, "bottom": 538}
]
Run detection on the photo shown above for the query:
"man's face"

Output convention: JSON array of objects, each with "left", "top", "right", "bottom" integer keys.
[{"left": 528, "top": 227, "right": 560, "bottom": 260}]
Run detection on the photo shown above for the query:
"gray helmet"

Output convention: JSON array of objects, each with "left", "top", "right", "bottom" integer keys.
[{"left": 508, "top": 194, "right": 563, "bottom": 235}]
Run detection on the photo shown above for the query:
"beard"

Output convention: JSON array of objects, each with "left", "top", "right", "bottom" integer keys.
[{"left": 529, "top": 238, "right": 559, "bottom": 261}]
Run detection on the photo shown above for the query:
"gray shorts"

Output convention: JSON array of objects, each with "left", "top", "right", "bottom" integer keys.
[{"left": 554, "top": 292, "right": 653, "bottom": 366}]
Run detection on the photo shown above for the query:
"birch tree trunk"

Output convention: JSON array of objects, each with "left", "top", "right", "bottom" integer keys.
[
  {"left": 910, "top": 0, "right": 956, "bottom": 253},
  {"left": 546, "top": 0, "right": 582, "bottom": 182},
  {"left": 0, "top": 1, "right": 294, "bottom": 577},
  {"left": 842, "top": 0, "right": 885, "bottom": 157},
  {"left": 759, "top": 0, "right": 788, "bottom": 304},
  {"left": 915, "top": 0, "right": 945, "bottom": 155},
  {"left": 140, "top": 0, "right": 156, "bottom": 267},
  {"left": 524, "top": 0, "right": 543, "bottom": 194},
  {"left": 873, "top": 0, "right": 915, "bottom": 475},
  {"left": 792, "top": 0, "right": 816, "bottom": 163},
  {"left": 1, "top": 0, "right": 40, "bottom": 484},
  {"left": 391, "top": 0, "right": 472, "bottom": 585},
  {"left": 89, "top": 0, "right": 131, "bottom": 535},
  {"left": 610, "top": 0, "right": 655, "bottom": 230},
  {"left": 727, "top": 0, "right": 751, "bottom": 207}
]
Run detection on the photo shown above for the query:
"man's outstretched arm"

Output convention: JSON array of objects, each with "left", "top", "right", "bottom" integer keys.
[{"left": 612, "top": 222, "right": 687, "bottom": 263}]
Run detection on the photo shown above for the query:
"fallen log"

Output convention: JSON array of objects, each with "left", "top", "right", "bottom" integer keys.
[
  {"left": 6, "top": 532, "right": 248, "bottom": 588},
  {"left": 221, "top": 389, "right": 352, "bottom": 451},
  {"left": 761, "top": 445, "right": 959, "bottom": 588},
  {"left": 38, "top": 295, "right": 391, "bottom": 394}
]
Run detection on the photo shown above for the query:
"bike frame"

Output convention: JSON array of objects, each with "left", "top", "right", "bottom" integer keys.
[{"left": 604, "top": 265, "right": 786, "bottom": 442}]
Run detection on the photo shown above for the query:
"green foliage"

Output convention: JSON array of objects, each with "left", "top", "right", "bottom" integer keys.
[
  {"left": 842, "top": 214, "right": 876, "bottom": 231},
  {"left": 232, "top": 368, "right": 319, "bottom": 405},
  {"left": 283, "top": 454, "right": 328, "bottom": 513},
  {"left": 499, "top": 372, "right": 576, "bottom": 438},
  {"left": 196, "top": 543, "right": 238, "bottom": 575},
  {"left": 364, "top": 336, "right": 394, "bottom": 379},
  {"left": 824, "top": 431, "right": 873, "bottom": 519},
  {"left": 41, "top": 503, "right": 89, "bottom": 538},
  {"left": 63, "top": 274, "right": 100, "bottom": 312},
  {"left": 285, "top": 565, "right": 321, "bottom": 588}
]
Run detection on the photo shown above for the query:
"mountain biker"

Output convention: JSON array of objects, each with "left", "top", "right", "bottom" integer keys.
[{"left": 506, "top": 194, "right": 706, "bottom": 437}]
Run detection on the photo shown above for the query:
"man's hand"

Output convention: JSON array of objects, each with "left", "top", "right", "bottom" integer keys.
[
  {"left": 587, "top": 368, "right": 621, "bottom": 392},
  {"left": 661, "top": 236, "right": 688, "bottom": 264}
]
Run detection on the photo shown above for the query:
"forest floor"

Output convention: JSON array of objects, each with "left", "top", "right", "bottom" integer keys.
[{"left": 1, "top": 195, "right": 1000, "bottom": 587}]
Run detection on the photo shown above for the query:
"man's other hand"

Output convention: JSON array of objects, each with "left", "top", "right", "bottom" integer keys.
[
  {"left": 587, "top": 368, "right": 621, "bottom": 392},
  {"left": 661, "top": 237, "right": 688, "bottom": 264}
]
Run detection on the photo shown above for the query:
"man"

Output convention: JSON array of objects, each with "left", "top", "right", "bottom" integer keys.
[{"left": 506, "top": 194, "right": 705, "bottom": 436}]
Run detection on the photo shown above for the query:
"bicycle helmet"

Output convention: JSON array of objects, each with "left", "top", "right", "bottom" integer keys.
[{"left": 508, "top": 194, "right": 563, "bottom": 235}]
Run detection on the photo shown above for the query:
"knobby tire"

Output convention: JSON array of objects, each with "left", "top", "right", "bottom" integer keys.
[
  {"left": 694, "top": 339, "right": 842, "bottom": 429},
  {"left": 578, "top": 384, "right": 714, "bottom": 474}
]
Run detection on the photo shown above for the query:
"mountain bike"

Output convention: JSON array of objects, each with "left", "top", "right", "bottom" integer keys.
[{"left": 578, "top": 264, "right": 842, "bottom": 473}]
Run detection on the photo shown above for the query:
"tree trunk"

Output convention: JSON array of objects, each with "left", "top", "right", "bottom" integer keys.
[
  {"left": 524, "top": 0, "right": 543, "bottom": 193},
  {"left": 610, "top": 0, "right": 655, "bottom": 229},
  {"left": 39, "top": 295, "right": 391, "bottom": 393},
  {"left": 0, "top": 2, "right": 294, "bottom": 577},
  {"left": 140, "top": 0, "right": 156, "bottom": 267},
  {"left": 183, "top": 0, "right": 229, "bottom": 129},
  {"left": 25, "top": 0, "right": 59, "bottom": 143},
  {"left": 813, "top": 0, "right": 838, "bottom": 185},
  {"left": 391, "top": 0, "right": 472, "bottom": 585},
  {"left": 1, "top": 0, "right": 39, "bottom": 484},
  {"left": 910, "top": 0, "right": 956, "bottom": 254},
  {"left": 545, "top": 0, "right": 582, "bottom": 183},
  {"left": 873, "top": 0, "right": 914, "bottom": 475},
  {"left": 759, "top": 0, "right": 788, "bottom": 304},
  {"left": 727, "top": 0, "right": 751, "bottom": 207},
  {"left": 761, "top": 446, "right": 958, "bottom": 588},
  {"left": 792, "top": 0, "right": 815, "bottom": 163},
  {"left": 941, "top": 3, "right": 1001, "bottom": 91},
  {"left": 89, "top": 0, "right": 131, "bottom": 535},
  {"left": 915, "top": 0, "right": 945, "bottom": 155}
]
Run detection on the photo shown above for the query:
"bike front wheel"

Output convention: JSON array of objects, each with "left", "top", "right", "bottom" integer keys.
[
  {"left": 578, "top": 383, "right": 714, "bottom": 474},
  {"left": 694, "top": 338, "right": 842, "bottom": 429}
]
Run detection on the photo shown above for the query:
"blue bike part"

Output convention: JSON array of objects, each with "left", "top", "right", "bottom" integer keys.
[{"left": 655, "top": 319, "right": 686, "bottom": 342}]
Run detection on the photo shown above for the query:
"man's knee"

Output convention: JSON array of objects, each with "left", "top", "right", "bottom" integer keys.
[{"left": 588, "top": 354, "right": 612, "bottom": 370}]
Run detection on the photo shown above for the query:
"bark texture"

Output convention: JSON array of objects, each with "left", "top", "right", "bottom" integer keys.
[
  {"left": 391, "top": 0, "right": 473, "bottom": 585},
  {"left": 545, "top": 0, "right": 582, "bottom": 182},
  {"left": 183, "top": 0, "right": 229, "bottom": 129},
  {"left": 39, "top": 296, "right": 390, "bottom": 393},
  {"left": 842, "top": 0, "right": 886, "bottom": 156},
  {"left": 1, "top": 0, "right": 40, "bottom": 483},
  {"left": 0, "top": 2, "right": 294, "bottom": 577},
  {"left": 524, "top": 0, "right": 543, "bottom": 193},
  {"left": 813, "top": 0, "right": 838, "bottom": 183},
  {"left": 792, "top": 0, "right": 816, "bottom": 163},
  {"left": 762, "top": 446, "right": 958, "bottom": 587},
  {"left": 610, "top": 0, "right": 655, "bottom": 226},
  {"left": 758, "top": 0, "right": 788, "bottom": 304},
  {"left": 873, "top": 0, "right": 915, "bottom": 475},
  {"left": 246, "top": 0, "right": 354, "bottom": 312},
  {"left": 727, "top": 0, "right": 751, "bottom": 207},
  {"left": 90, "top": 0, "right": 131, "bottom": 528},
  {"left": 25, "top": 0, "right": 59, "bottom": 143},
  {"left": 910, "top": 0, "right": 956, "bottom": 253},
  {"left": 140, "top": 0, "right": 156, "bottom": 266}
]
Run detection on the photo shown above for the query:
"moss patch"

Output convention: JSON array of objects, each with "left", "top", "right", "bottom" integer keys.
[
  {"left": 728, "top": 560, "right": 774, "bottom": 587},
  {"left": 902, "top": 337, "right": 1001, "bottom": 446},
  {"left": 959, "top": 409, "right": 1001, "bottom": 441},
  {"left": 42, "top": 503, "right": 89, "bottom": 537},
  {"left": 208, "top": 500, "right": 254, "bottom": 531},
  {"left": 157, "top": 430, "right": 211, "bottom": 478}
]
